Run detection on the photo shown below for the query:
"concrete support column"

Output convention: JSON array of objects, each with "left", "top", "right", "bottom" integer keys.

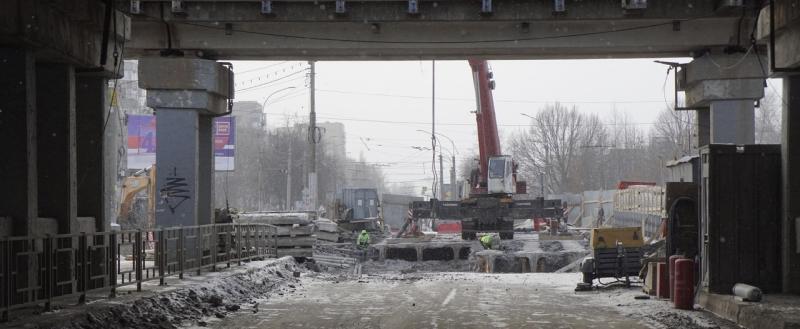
[
  {"left": 198, "top": 116, "right": 214, "bottom": 225},
  {"left": 710, "top": 100, "right": 755, "bottom": 144},
  {"left": 782, "top": 74, "right": 800, "bottom": 294},
  {"left": 154, "top": 109, "right": 200, "bottom": 227},
  {"left": 138, "top": 58, "right": 232, "bottom": 228},
  {"left": 36, "top": 63, "right": 77, "bottom": 235},
  {"left": 75, "top": 75, "right": 108, "bottom": 232},
  {"left": 0, "top": 48, "right": 37, "bottom": 237},
  {"left": 696, "top": 108, "right": 710, "bottom": 148}
]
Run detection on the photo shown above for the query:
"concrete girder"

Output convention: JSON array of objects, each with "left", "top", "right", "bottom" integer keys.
[
  {"left": 684, "top": 78, "right": 765, "bottom": 107},
  {"left": 0, "top": 0, "right": 130, "bottom": 72},
  {"left": 126, "top": 17, "right": 749, "bottom": 60},
  {"left": 756, "top": 1, "right": 800, "bottom": 70},
  {"left": 138, "top": 57, "right": 233, "bottom": 114},
  {"left": 127, "top": 0, "right": 728, "bottom": 22}
]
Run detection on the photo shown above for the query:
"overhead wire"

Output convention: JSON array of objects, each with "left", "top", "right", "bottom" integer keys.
[{"left": 316, "top": 88, "right": 665, "bottom": 105}]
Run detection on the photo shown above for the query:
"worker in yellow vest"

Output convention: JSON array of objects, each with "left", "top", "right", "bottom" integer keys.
[
  {"left": 480, "top": 234, "right": 494, "bottom": 250},
  {"left": 357, "top": 230, "right": 370, "bottom": 249}
]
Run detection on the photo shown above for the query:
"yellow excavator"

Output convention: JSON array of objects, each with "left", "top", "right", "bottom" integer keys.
[{"left": 118, "top": 166, "right": 156, "bottom": 230}]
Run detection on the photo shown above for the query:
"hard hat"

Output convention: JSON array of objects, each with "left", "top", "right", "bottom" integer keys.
[{"left": 361, "top": 230, "right": 367, "bottom": 234}]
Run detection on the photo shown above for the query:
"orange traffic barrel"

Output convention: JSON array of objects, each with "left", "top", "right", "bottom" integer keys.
[
  {"left": 673, "top": 258, "right": 695, "bottom": 310},
  {"left": 668, "top": 255, "right": 684, "bottom": 300}
]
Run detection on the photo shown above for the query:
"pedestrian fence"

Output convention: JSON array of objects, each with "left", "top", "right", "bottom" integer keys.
[{"left": 0, "top": 223, "right": 278, "bottom": 321}]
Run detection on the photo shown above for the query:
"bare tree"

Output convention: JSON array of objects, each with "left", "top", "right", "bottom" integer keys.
[
  {"left": 756, "top": 88, "right": 782, "bottom": 144},
  {"left": 509, "top": 103, "right": 607, "bottom": 194},
  {"left": 652, "top": 108, "right": 696, "bottom": 159}
]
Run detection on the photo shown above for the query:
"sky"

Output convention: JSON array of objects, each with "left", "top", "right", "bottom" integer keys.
[{"left": 229, "top": 59, "right": 690, "bottom": 193}]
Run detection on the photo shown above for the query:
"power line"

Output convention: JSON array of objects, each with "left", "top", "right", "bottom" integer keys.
[
  {"left": 236, "top": 61, "right": 290, "bottom": 75},
  {"left": 317, "top": 88, "right": 665, "bottom": 105},
  {"left": 236, "top": 69, "right": 307, "bottom": 92},
  {"left": 264, "top": 111, "right": 659, "bottom": 127}
]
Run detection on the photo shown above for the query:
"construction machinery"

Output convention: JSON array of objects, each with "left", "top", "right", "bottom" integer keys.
[
  {"left": 578, "top": 227, "right": 645, "bottom": 288},
  {"left": 411, "top": 60, "right": 563, "bottom": 240},
  {"left": 118, "top": 166, "right": 156, "bottom": 230}
]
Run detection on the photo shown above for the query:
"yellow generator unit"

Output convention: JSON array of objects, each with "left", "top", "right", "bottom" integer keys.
[{"left": 589, "top": 227, "right": 644, "bottom": 250}]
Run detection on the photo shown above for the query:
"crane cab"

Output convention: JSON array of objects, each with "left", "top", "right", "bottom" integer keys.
[{"left": 487, "top": 155, "right": 515, "bottom": 195}]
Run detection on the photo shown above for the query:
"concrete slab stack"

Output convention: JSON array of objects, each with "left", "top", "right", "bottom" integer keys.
[
  {"left": 237, "top": 212, "right": 315, "bottom": 258},
  {"left": 315, "top": 218, "right": 340, "bottom": 242}
]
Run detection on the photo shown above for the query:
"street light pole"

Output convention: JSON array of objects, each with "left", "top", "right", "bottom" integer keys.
[{"left": 431, "top": 60, "right": 437, "bottom": 200}]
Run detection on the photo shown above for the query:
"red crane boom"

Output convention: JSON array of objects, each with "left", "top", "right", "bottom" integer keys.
[{"left": 468, "top": 59, "right": 502, "bottom": 190}]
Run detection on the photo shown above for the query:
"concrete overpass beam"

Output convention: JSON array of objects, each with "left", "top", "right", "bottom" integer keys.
[
  {"left": 680, "top": 53, "right": 766, "bottom": 145},
  {"left": 0, "top": 48, "right": 38, "bottom": 237},
  {"left": 138, "top": 57, "right": 233, "bottom": 227},
  {"left": 36, "top": 63, "right": 78, "bottom": 234}
]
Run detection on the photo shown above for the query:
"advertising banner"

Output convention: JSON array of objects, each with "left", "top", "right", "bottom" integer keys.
[{"left": 127, "top": 114, "right": 235, "bottom": 171}]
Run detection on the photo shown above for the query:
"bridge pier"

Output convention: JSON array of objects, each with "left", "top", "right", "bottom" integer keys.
[
  {"left": 76, "top": 74, "right": 111, "bottom": 233},
  {"left": 36, "top": 63, "right": 78, "bottom": 235},
  {"left": 782, "top": 74, "right": 800, "bottom": 293},
  {"left": 138, "top": 58, "right": 233, "bottom": 227},
  {"left": 0, "top": 49, "right": 38, "bottom": 237},
  {"left": 679, "top": 52, "right": 765, "bottom": 146}
]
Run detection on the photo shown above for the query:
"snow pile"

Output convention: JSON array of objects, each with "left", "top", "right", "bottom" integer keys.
[{"left": 53, "top": 257, "right": 306, "bottom": 329}]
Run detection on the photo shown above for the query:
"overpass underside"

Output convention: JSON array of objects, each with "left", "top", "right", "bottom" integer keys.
[
  {"left": 125, "top": 0, "right": 750, "bottom": 60},
  {"left": 1, "top": 0, "right": 800, "bottom": 311}
]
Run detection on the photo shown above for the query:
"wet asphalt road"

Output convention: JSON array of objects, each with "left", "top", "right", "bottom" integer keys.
[{"left": 206, "top": 273, "right": 654, "bottom": 329}]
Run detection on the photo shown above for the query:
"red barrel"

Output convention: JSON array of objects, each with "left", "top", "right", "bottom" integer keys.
[
  {"left": 656, "top": 262, "right": 669, "bottom": 298},
  {"left": 673, "top": 259, "right": 695, "bottom": 310},
  {"left": 668, "top": 255, "right": 684, "bottom": 301},
  {"left": 533, "top": 218, "right": 541, "bottom": 231}
]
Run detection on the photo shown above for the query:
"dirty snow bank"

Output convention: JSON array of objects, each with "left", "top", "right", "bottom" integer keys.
[{"left": 47, "top": 257, "right": 306, "bottom": 329}]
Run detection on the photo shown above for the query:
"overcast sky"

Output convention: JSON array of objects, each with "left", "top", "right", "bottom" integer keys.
[{"left": 230, "top": 59, "right": 690, "bottom": 192}]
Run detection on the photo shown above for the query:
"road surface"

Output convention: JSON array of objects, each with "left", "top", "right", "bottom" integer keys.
[{"left": 202, "top": 272, "right": 730, "bottom": 329}]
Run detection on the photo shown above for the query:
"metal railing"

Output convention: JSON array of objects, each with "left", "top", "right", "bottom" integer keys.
[{"left": 0, "top": 223, "right": 278, "bottom": 321}]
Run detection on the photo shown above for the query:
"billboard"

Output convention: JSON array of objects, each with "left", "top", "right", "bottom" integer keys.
[{"left": 127, "top": 114, "right": 235, "bottom": 171}]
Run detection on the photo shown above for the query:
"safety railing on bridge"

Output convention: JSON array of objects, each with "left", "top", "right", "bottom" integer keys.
[{"left": 0, "top": 223, "right": 278, "bottom": 321}]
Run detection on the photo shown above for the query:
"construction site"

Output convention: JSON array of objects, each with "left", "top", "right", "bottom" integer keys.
[{"left": 2, "top": 0, "right": 800, "bottom": 328}]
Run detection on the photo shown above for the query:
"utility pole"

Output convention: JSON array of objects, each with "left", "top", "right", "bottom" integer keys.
[
  {"left": 451, "top": 155, "right": 456, "bottom": 200},
  {"left": 308, "top": 61, "right": 318, "bottom": 212},
  {"left": 540, "top": 172, "right": 545, "bottom": 198},
  {"left": 439, "top": 154, "right": 445, "bottom": 200},
  {"left": 286, "top": 140, "right": 293, "bottom": 210},
  {"left": 431, "top": 60, "right": 437, "bottom": 200}
]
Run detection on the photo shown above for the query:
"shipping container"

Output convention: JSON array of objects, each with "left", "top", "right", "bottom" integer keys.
[
  {"left": 700, "top": 144, "right": 782, "bottom": 294},
  {"left": 338, "top": 188, "right": 380, "bottom": 220}
]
